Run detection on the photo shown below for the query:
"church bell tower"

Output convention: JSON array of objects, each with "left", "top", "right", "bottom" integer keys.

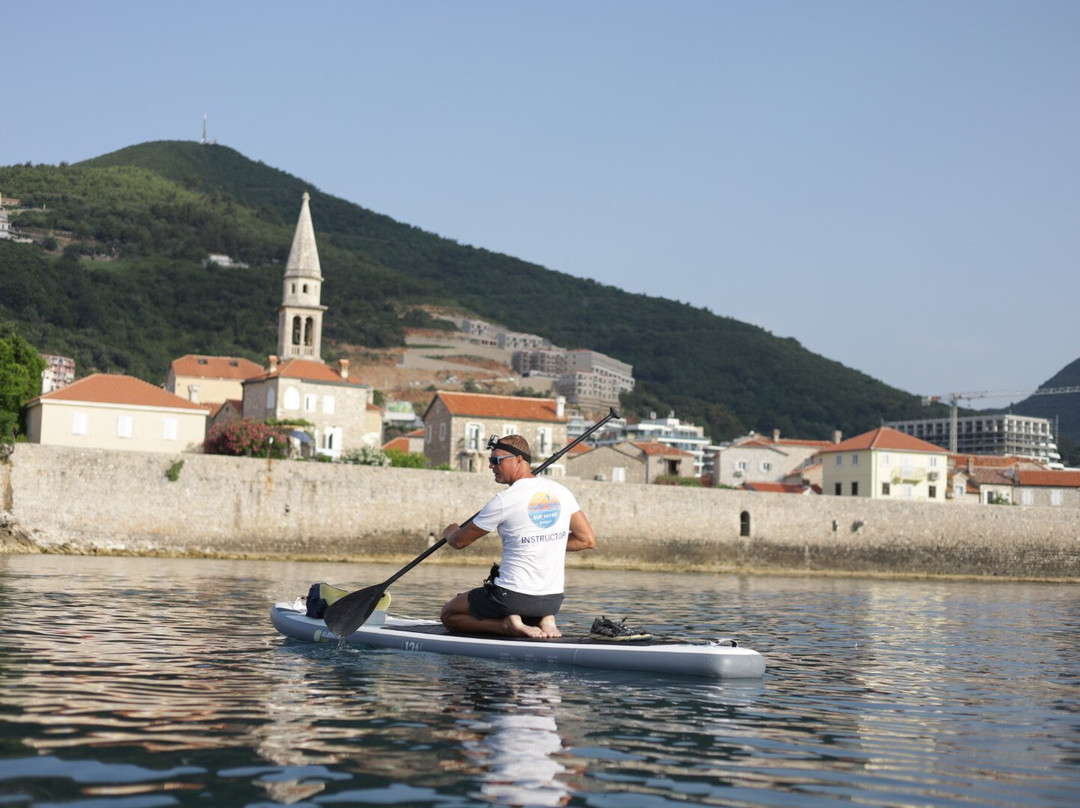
[{"left": 277, "top": 192, "right": 327, "bottom": 361}]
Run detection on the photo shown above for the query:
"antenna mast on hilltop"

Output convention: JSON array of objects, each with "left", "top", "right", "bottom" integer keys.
[{"left": 201, "top": 113, "right": 208, "bottom": 145}]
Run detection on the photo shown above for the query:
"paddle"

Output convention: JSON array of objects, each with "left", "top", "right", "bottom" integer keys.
[{"left": 323, "top": 407, "right": 621, "bottom": 636}]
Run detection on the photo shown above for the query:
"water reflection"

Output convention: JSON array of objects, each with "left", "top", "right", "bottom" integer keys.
[{"left": 2, "top": 555, "right": 1080, "bottom": 808}]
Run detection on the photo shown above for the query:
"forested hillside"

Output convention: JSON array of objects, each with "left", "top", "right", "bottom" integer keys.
[{"left": 3, "top": 140, "right": 1072, "bottom": 449}]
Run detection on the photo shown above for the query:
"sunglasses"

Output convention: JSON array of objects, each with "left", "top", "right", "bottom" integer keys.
[{"left": 488, "top": 454, "right": 515, "bottom": 464}]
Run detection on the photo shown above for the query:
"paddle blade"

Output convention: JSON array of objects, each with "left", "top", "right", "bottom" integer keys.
[{"left": 323, "top": 583, "right": 388, "bottom": 637}]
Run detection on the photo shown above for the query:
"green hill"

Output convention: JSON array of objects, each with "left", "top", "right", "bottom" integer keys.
[
  {"left": 1005, "top": 359, "right": 1080, "bottom": 463},
  {"left": 0, "top": 139, "right": 1016, "bottom": 445}
]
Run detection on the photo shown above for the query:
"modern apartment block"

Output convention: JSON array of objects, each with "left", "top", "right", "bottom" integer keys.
[
  {"left": 513, "top": 347, "right": 634, "bottom": 412},
  {"left": 885, "top": 414, "right": 1062, "bottom": 467}
]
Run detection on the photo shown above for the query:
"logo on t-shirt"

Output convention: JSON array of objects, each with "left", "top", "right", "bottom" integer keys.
[{"left": 527, "top": 491, "right": 562, "bottom": 529}]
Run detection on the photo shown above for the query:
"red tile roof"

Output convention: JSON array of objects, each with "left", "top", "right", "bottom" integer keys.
[
  {"left": 170, "top": 354, "right": 263, "bottom": 380},
  {"left": 965, "top": 468, "right": 1014, "bottom": 491},
  {"left": 30, "top": 373, "right": 208, "bottom": 411},
  {"left": 950, "top": 454, "right": 1036, "bottom": 468},
  {"left": 819, "top": 427, "right": 947, "bottom": 455},
  {"left": 740, "top": 436, "right": 834, "bottom": 449},
  {"left": 382, "top": 436, "right": 413, "bottom": 452},
  {"left": 1017, "top": 470, "right": 1080, "bottom": 488},
  {"left": 246, "top": 358, "right": 366, "bottom": 386},
  {"left": 634, "top": 441, "right": 693, "bottom": 457},
  {"left": 432, "top": 392, "right": 566, "bottom": 422}
]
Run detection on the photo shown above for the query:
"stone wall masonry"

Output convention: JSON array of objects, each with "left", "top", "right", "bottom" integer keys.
[{"left": 3, "top": 444, "right": 1079, "bottom": 580}]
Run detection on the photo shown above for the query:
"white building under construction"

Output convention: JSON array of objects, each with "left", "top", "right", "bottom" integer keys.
[{"left": 885, "top": 413, "right": 1062, "bottom": 467}]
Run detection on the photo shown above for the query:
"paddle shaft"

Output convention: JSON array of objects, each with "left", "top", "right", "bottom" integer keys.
[{"left": 376, "top": 407, "right": 620, "bottom": 589}]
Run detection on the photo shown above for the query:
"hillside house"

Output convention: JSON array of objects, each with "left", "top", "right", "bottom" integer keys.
[
  {"left": 24, "top": 373, "right": 208, "bottom": 453},
  {"left": 166, "top": 355, "right": 264, "bottom": 405},
  {"left": 422, "top": 392, "right": 569, "bottom": 473},
  {"left": 383, "top": 428, "right": 425, "bottom": 455},
  {"left": 241, "top": 357, "right": 374, "bottom": 459},
  {"left": 1013, "top": 470, "right": 1080, "bottom": 507},
  {"left": 565, "top": 440, "right": 694, "bottom": 484},
  {"left": 947, "top": 455, "right": 1046, "bottom": 504},
  {"left": 820, "top": 427, "right": 949, "bottom": 502},
  {"left": 714, "top": 430, "right": 835, "bottom": 487}
]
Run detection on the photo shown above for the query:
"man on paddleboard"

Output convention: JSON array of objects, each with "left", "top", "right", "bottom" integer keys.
[{"left": 440, "top": 434, "right": 596, "bottom": 639}]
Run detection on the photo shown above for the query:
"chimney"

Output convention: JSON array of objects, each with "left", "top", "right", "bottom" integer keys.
[
  {"left": 833, "top": 430, "right": 842, "bottom": 444},
  {"left": 269, "top": 355, "right": 278, "bottom": 373},
  {"left": 339, "top": 359, "right": 350, "bottom": 380},
  {"left": 966, "top": 457, "right": 974, "bottom": 474},
  {"left": 556, "top": 395, "right": 565, "bottom": 417},
  {"left": 772, "top": 428, "right": 781, "bottom": 442}
]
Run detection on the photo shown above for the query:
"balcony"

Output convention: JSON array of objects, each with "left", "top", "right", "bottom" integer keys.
[{"left": 891, "top": 467, "right": 926, "bottom": 483}]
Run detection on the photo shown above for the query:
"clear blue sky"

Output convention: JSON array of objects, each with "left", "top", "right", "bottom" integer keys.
[{"left": 4, "top": 1, "right": 1077, "bottom": 412}]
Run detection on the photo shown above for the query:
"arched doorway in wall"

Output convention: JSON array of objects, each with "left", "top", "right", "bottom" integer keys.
[{"left": 740, "top": 510, "right": 751, "bottom": 537}]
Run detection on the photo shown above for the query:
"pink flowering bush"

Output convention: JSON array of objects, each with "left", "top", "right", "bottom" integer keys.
[{"left": 204, "top": 419, "right": 292, "bottom": 458}]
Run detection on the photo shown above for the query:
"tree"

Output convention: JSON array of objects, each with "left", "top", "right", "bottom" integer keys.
[{"left": 0, "top": 323, "right": 45, "bottom": 440}]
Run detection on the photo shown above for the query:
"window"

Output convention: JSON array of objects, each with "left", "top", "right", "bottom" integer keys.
[
  {"left": 834, "top": 482, "right": 842, "bottom": 496},
  {"left": 882, "top": 482, "right": 890, "bottom": 496},
  {"left": 852, "top": 454, "right": 859, "bottom": 467},
  {"left": 879, "top": 453, "right": 890, "bottom": 466},
  {"left": 266, "top": 388, "right": 276, "bottom": 410},
  {"left": 501, "top": 423, "right": 517, "bottom": 437},
  {"left": 851, "top": 481, "right": 858, "bottom": 496},
  {"left": 736, "top": 460, "right": 748, "bottom": 471},
  {"left": 117, "top": 415, "right": 134, "bottom": 439},
  {"left": 1021, "top": 490, "right": 1034, "bottom": 506},
  {"left": 304, "top": 394, "right": 317, "bottom": 412},
  {"left": 536, "top": 426, "right": 552, "bottom": 455},
  {"left": 465, "top": 423, "right": 482, "bottom": 451},
  {"left": 612, "top": 467, "right": 626, "bottom": 483},
  {"left": 323, "top": 396, "right": 335, "bottom": 415},
  {"left": 71, "top": 412, "right": 87, "bottom": 436},
  {"left": 163, "top": 418, "right": 178, "bottom": 441},
  {"left": 835, "top": 455, "right": 843, "bottom": 467},
  {"left": 325, "top": 427, "right": 342, "bottom": 452},
  {"left": 1051, "top": 490, "right": 1063, "bottom": 506},
  {"left": 760, "top": 461, "right": 772, "bottom": 473},
  {"left": 283, "top": 388, "right": 300, "bottom": 410},
  {"left": 439, "top": 423, "right": 447, "bottom": 441},
  {"left": 929, "top": 485, "right": 937, "bottom": 499}
]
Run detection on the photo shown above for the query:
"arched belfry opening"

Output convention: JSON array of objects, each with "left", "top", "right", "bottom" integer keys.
[{"left": 740, "top": 511, "right": 751, "bottom": 538}]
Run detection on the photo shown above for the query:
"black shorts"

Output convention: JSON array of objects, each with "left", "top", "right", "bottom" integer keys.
[{"left": 467, "top": 585, "right": 564, "bottom": 622}]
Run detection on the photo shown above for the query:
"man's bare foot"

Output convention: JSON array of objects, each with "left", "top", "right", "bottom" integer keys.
[
  {"left": 538, "top": 616, "right": 562, "bottom": 638},
  {"left": 505, "top": 615, "right": 545, "bottom": 638}
]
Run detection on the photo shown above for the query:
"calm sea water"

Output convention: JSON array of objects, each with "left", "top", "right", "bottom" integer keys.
[{"left": 1, "top": 553, "right": 1078, "bottom": 808}]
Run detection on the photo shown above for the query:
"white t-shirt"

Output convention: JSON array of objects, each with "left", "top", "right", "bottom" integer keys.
[{"left": 471, "top": 476, "right": 581, "bottom": 596}]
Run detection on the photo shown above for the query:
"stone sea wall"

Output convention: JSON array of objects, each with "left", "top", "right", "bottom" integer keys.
[{"left": 3, "top": 444, "right": 1079, "bottom": 580}]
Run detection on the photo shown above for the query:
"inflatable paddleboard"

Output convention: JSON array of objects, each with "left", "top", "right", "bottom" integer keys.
[{"left": 271, "top": 599, "right": 766, "bottom": 679}]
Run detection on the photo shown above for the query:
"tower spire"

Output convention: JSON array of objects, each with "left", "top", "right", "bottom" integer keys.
[{"left": 277, "top": 193, "right": 327, "bottom": 361}]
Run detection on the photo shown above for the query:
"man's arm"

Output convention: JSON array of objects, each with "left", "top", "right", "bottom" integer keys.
[
  {"left": 566, "top": 510, "right": 596, "bottom": 552},
  {"left": 443, "top": 521, "right": 490, "bottom": 549}
]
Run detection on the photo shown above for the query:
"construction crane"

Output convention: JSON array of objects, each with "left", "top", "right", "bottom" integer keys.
[{"left": 921, "top": 387, "right": 1080, "bottom": 453}]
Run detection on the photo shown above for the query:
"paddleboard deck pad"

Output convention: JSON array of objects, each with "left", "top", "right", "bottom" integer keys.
[{"left": 271, "top": 599, "right": 766, "bottom": 679}]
